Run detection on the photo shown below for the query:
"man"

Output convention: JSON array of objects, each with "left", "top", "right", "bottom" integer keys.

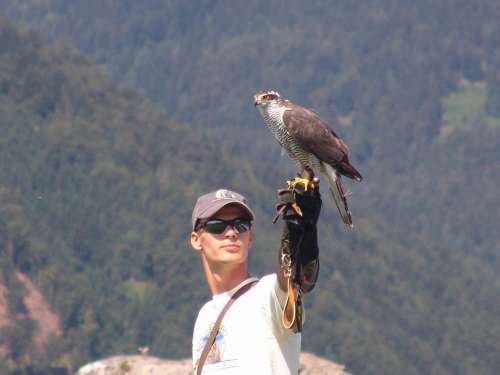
[{"left": 190, "top": 175, "right": 321, "bottom": 374}]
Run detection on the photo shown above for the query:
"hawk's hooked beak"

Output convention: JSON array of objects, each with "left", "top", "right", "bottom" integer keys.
[{"left": 254, "top": 96, "right": 261, "bottom": 107}]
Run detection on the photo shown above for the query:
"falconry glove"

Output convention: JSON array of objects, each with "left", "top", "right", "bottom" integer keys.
[{"left": 275, "top": 167, "right": 322, "bottom": 332}]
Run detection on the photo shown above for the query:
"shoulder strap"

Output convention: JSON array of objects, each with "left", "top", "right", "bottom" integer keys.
[{"left": 196, "top": 280, "right": 258, "bottom": 375}]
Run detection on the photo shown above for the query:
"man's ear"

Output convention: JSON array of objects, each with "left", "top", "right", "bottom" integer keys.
[{"left": 191, "top": 231, "right": 202, "bottom": 252}]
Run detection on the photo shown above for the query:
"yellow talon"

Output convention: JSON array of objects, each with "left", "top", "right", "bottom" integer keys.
[{"left": 287, "top": 177, "right": 315, "bottom": 193}]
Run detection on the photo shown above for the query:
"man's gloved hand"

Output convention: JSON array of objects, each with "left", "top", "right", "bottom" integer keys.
[
  {"left": 274, "top": 167, "right": 322, "bottom": 227},
  {"left": 275, "top": 167, "right": 322, "bottom": 295}
]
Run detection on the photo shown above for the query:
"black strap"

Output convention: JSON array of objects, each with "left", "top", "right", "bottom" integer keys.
[{"left": 196, "top": 280, "right": 258, "bottom": 375}]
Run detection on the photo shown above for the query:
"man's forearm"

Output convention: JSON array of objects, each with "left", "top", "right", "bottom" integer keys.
[
  {"left": 276, "top": 222, "right": 319, "bottom": 293},
  {"left": 297, "top": 225, "right": 319, "bottom": 293},
  {"left": 276, "top": 222, "right": 300, "bottom": 292},
  {"left": 274, "top": 172, "right": 322, "bottom": 294}
]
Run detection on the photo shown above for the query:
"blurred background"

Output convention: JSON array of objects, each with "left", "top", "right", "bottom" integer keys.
[{"left": 0, "top": 1, "right": 499, "bottom": 374}]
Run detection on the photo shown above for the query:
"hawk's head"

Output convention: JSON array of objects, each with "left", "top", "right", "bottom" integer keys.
[{"left": 254, "top": 90, "right": 283, "bottom": 107}]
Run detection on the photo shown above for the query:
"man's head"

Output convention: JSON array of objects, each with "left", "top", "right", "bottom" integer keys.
[
  {"left": 190, "top": 189, "right": 254, "bottom": 268},
  {"left": 191, "top": 189, "right": 254, "bottom": 231}
]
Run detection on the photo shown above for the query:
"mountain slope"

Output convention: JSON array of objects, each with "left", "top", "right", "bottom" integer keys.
[
  {"left": 1, "top": 13, "right": 500, "bottom": 375},
  {"left": 2, "top": 0, "right": 499, "bottom": 264}
]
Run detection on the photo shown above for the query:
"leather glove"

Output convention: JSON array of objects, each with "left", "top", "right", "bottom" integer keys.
[
  {"left": 276, "top": 167, "right": 322, "bottom": 293},
  {"left": 274, "top": 167, "right": 322, "bottom": 228}
]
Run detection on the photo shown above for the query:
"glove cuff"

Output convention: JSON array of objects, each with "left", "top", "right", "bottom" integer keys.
[{"left": 278, "top": 221, "right": 319, "bottom": 294}]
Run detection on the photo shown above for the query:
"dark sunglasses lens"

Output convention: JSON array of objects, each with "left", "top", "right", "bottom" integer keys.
[
  {"left": 203, "top": 219, "right": 251, "bottom": 234},
  {"left": 234, "top": 220, "right": 251, "bottom": 233},
  {"left": 204, "top": 221, "right": 227, "bottom": 234}
]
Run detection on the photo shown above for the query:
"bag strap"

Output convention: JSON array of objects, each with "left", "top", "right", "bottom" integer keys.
[{"left": 196, "top": 280, "right": 258, "bottom": 375}]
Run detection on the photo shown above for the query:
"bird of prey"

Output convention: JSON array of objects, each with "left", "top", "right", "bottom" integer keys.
[{"left": 254, "top": 90, "right": 362, "bottom": 228}]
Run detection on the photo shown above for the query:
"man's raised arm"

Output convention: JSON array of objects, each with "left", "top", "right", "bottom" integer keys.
[{"left": 274, "top": 168, "right": 322, "bottom": 332}]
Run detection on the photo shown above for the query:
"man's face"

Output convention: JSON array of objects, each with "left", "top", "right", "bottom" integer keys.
[{"left": 191, "top": 204, "right": 253, "bottom": 268}]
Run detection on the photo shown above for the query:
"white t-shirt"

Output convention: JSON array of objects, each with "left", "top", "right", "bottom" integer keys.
[{"left": 192, "top": 274, "right": 301, "bottom": 374}]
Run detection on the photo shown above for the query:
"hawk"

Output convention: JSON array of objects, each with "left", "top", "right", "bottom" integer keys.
[{"left": 254, "top": 90, "right": 362, "bottom": 228}]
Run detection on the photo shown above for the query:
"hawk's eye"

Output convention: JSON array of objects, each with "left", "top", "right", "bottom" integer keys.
[{"left": 263, "top": 94, "right": 276, "bottom": 100}]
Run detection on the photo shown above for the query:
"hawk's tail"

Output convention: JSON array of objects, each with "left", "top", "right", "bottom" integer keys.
[
  {"left": 340, "top": 161, "right": 363, "bottom": 182},
  {"left": 322, "top": 163, "right": 354, "bottom": 229}
]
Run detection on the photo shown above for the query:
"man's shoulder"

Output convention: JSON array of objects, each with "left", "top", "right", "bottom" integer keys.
[
  {"left": 197, "top": 274, "right": 279, "bottom": 314},
  {"left": 198, "top": 298, "right": 215, "bottom": 315},
  {"left": 256, "top": 273, "right": 277, "bottom": 288},
  {"left": 194, "top": 297, "right": 217, "bottom": 324},
  {"left": 249, "top": 273, "right": 284, "bottom": 302}
]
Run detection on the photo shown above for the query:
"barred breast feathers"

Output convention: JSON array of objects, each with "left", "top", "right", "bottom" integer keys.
[{"left": 259, "top": 103, "right": 316, "bottom": 167}]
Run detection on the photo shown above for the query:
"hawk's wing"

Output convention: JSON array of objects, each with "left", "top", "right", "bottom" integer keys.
[
  {"left": 282, "top": 104, "right": 349, "bottom": 165},
  {"left": 283, "top": 104, "right": 362, "bottom": 181}
]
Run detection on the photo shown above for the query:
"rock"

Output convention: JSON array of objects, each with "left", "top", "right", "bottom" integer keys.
[
  {"left": 76, "top": 355, "right": 193, "bottom": 375},
  {"left": 299, "top": 352, "right": 350, "bottom": 374},
  {"left": 76, "top": 352, "right": 349, "bottom": 375},
  {"left": 0, "top": 272, "right": 62, "bottom": 358},
  {"left": 15, "top": 272, "right": 62, "bottom": 347}
]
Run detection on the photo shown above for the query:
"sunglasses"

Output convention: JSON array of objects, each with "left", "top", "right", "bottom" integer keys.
[{"left": 198, "top": 218, "right": 252, "bottom": 234}]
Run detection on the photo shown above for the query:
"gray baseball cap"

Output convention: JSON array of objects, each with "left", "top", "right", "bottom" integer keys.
[{"left": 191, "top": 189, "right": 255, "bottom": 230}]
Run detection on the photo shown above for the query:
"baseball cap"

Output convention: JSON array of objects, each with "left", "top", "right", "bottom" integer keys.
[{"left": 191, "top": 189, "right": 255, "bottom": 230}]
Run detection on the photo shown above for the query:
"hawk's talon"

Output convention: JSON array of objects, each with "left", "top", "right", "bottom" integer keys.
[
  {"left": 275, "top": 171, "right": 319, "bottom": 223},
  {"left": 287, "top": 177, "right": 316, "bottom": 193}
]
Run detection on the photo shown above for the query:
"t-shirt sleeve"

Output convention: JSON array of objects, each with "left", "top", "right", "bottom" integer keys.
[
  {"left": 256, "top": 274, "right": 288, "bottom": 324},
  {"left": 192, "top": 301, "right": 212, "bottom": 369},
  {"left": 192, "top": 309, "right": 201, "bottom": 369},
  {"left": 258, "top": 273, "right": 307, "bottom": 332},
  {"left": 272, "top": 274, "right": 288, "bottom": 308}
]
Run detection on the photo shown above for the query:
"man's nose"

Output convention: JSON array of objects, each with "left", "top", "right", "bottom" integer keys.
[{"left": 224, "top": 224, "right": 239, "bottom": 237}]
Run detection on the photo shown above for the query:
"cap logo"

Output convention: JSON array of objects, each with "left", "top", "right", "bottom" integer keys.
[{"left": 215, "top": 189, "right": 238, "bottom": 199}]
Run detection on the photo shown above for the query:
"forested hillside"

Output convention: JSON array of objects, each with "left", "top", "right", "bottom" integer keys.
[
  {"left": 1, "top": 2, "right": 500, "bottom": 375},
  {"left": 0, "top": 17, "right": 266, "bottom": 373},
  {"left": 2, "top": 0, "right": 499, "bottom": 264}
]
